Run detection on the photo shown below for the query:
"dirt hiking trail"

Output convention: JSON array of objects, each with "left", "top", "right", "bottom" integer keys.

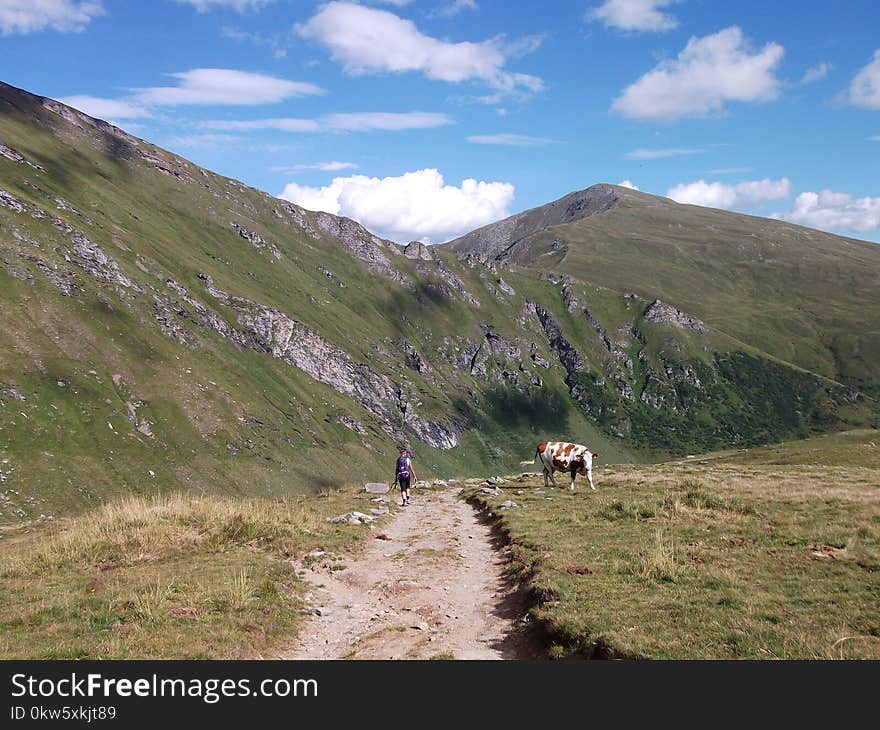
[{"left": 281, "top": 487, "right": 543, "bottom": 660}]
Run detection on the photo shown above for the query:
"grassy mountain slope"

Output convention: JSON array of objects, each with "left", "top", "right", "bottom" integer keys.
[
  {"left": 446, "top": 184, "right": 880, "bottom": 387},
  {"left": 1, "top": 81, "right": 876, "bottom": 523},
  {"left": 0, "top": 81, "right": 635, "bottom": 522}
]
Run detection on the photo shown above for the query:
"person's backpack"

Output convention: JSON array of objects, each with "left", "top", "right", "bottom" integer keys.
[{"left": 396, "top": 456, "right": 411, "bottom": 479}]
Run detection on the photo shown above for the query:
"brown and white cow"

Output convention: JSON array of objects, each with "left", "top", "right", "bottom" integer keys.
[{"left": 520, "top": 441, "right": 598, "bottom": 491}]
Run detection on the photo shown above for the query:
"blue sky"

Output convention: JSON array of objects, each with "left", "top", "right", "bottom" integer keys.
[{"left": 1, "top": 0, "right": 878, "bottom": 243}]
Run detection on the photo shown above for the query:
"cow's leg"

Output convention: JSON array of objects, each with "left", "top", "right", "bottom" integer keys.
[
  {"left": 548, "top": 469, "right": 559, "bottom": 488},
  {"left": 570, "top": 470, "right": 576, "bottom": 491},
  {"left": 543, "top": 466, "right": 549, "bottom": 488},
  {"left": 587, "top": 465, "right": 596, "bottom": 491}
]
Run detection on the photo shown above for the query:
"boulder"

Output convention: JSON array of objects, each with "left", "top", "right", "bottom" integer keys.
[
  {"left": 364, "top": 482, "right": 390, "bottom": 494},
  {"left": 370, "top": 507, "right": 390, "bottom": 516},
  {"left": 328, "top": 511, "right": 375, "bottom": 525}
]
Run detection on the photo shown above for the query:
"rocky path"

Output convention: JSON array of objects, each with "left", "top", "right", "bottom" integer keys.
[{"left": 281, "top": 487, "right": 542, "bottom": 660}]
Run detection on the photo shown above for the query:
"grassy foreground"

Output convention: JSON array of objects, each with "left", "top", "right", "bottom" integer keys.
[
  {"left": 0, "top": 488, "right": 380, "bottom": 659},
  {"left": 468, "top": 429, "right": 880, "bottom": 659}
]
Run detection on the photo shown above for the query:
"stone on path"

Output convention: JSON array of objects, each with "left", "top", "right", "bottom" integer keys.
[
  {"left": 328, "top": 511, "right": 375, "bottom": 525},
  {"left": 364, "top": 482, "right": 390, "bottom": 494}
]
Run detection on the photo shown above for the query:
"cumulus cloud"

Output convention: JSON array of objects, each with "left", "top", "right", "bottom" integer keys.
[
  {"left": 800, "top": 61, "right": 831, "bottom": 85},
  {"left": 466, "top": 133, "right": 555, "bottom": 147},
  {"left": 845, "top": 50, "right": 880, "bottom": 109},
  {"left": 296, "top": 2, "right": 542, "bottom": 95},
  {"left": 202, "top": 111, "right": 452, "bottom": 133},
  {"left": 58, "top": 95, "right": 150, "bottom": 119},
  {"left": 612, "top": 26, "right": 784, "bottom": 121},
  {"left": 133, "top": 68, "right": 323, "bottom": 106},
  {"left": 588, "top": 0, "right": 679, "bottom": 32},
  {"left": 278, "top": 168, "right": 514, "bottom": 243},
  {"left": 625, "top": 147, "right": 703, "bottom": 159},
  {"left": 173, "top": 0, "right": 275, "bottom": 12},
  {"left": 667, "top": 177, "right": 792, "bottom": 210},
  {"left": 0, "top": 0, "right": 104, "bottom": 35},
  {"left": 771, "top": 190, "right": 880, "bottom": 234},
  {"left": 617, "top": 180, "right": 640, "bottom": 190}
]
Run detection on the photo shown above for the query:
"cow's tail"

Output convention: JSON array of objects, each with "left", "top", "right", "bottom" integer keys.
[{"left": 519, "top": 447, "right": 540, "bottom": 466}]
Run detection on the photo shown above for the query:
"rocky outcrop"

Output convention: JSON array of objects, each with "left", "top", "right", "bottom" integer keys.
[
  {"left": 434, "top": 261, "right": 480, "bottom": 306},
  {"left": 404, "top": 241, "right": 433, "bottom": 261},
  {"left": 0, "top": 142, "right": 43, "bottom": 170},
  {"left": 313, "top": 211, "right": 411, "bottom": 287},
  {"left": 532, "top": 302, "right": 587, "bottom": 374},
  {"left": 156, "top": 274, "right": 459, "bottom": 449},
  {"left": 64, "top": 234, "right": 140, "bottom": 292},
  {"left": 0, "top": 188, "right": 26, "bottom": 213},
  {"left": 231, "top": 222, "right": 281, "bottom": 260},
  {"left": 643, "top": 300, "right": 706, "bottom": 332}
]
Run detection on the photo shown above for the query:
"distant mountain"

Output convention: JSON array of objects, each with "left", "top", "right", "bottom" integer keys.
[
  {"left": 446, "top": 183, "right": 880, "bottom": 387},
  {"left": 1, "top": 81, "right": 876, "bottom": 521}
]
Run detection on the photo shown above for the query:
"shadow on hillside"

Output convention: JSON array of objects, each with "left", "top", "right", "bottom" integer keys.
[{"left": 480, "top": 385, "right": 571, "bottom": 432}]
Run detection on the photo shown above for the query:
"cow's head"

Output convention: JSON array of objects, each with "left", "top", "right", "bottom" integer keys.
[{"left": 574, "top": 452, "right": 597, "bottom": 474}]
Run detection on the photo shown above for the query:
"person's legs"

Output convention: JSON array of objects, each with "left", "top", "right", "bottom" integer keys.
[{"left": 400, "top": 477, "right": 411, "bottom": 505}]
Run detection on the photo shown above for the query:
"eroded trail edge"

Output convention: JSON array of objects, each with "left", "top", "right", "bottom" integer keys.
[{"left": 281, "top": 487, "right": 543, "bottom": 660}]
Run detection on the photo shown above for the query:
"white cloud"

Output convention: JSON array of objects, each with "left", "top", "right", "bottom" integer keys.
[
  {"left": 57, "top": 95, "right": 150, "bottom": 119},
  {"left": 173, "top": 0, "right": 275, "bottom": 12},
  {"left": 845, "top": 50, "right": 880, "bottom": 109},
  {"left": 772, "top": 190, "right": 880, "bottom": 233},
  {"left": 133, "top": 68, "right": 323, "bottom": 106},
  {"left": 869, "top": 135, "right": 880, "bottom": 142},
  {"left": 296, "top": 1, "right": 542, "bottom": 95},
  {"left": 283, "top": 161, "right": 360, "bottom": 172},
  {"left": 204, "top": 118, "right": 320, "bottom": 132},
  {"left": 166, "top": 133, "right": 243, "bottom": 147},
  {"left": 617, "top": 180, "right": 640, "bottom": 190},
  {"left": 202, "top": 111, "right": 452, "bottom": 133},
  {"left": 466, "top": 133, "right": 555, "bottom": 147},
  {"left": 800, "top": 61, "right": 831, "bottom": 85},
  {"left": 323, "top": 111, "right": 452, "bottom": 131},
  {"left": 0, "top": 0, "right": 104, "bottom": 35},
  {"left": 278, "top": 168, "right": 514, "bottom": 243},
  {"left": 667, "top": 177, "right": 792, "bottom": 210},
  {"left": 625, "top": 146, "right": 703, "bottom": 159},
  {"left": 429, "top": 0, "right": 478, "bottom": 19},
  {"left": 612, "top": 26, "right": 784, "bottom": 121},
  {"left": 588, "top": 0, "right": 679, "bottom": 32}
]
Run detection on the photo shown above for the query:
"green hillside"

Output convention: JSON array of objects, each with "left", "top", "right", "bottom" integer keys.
[{"left": 1, "top": 82, "right": 876, "bottom": 523}]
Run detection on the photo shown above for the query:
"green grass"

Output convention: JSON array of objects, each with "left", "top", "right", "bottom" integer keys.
[{"left": 466, "top": 430, "right": 880, "bottom": 659}]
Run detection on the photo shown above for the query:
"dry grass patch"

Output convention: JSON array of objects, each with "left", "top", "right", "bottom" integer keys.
[{"left": 0, "top": 488, "right": 382, "bottom": 658}]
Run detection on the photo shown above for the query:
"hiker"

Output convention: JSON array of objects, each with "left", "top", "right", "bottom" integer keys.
[{"left": 393, "top": 447, "right": 417, "bottom": 506}]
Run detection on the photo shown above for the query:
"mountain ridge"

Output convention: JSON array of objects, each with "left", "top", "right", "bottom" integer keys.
[{"left": 1, "top": 80, "right": 876, "bottom": 522}]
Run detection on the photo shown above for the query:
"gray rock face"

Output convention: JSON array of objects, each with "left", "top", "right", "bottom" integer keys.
[
  {"left": 643, "top": 300, "right": 706, "bottom": 332},
  {"left": 532, "top": 302, "right": 587, "bottom": 374},
  {"left": 313, "top": 211, "right": 411, "bottom": 287},
  {"left": 404, "top": 241, "right": 433, "bottom": 261},
  {"left": 364, "top": 482, "right": 390, "bottom": 494},
  {"left": 0, "top": 143, "right": 43, "bottom": 170},
  {"left": 0, "top": 189, "right": 26, "bottom": 213},
  {"left": 65, "top": 234, "right": 139, "bottom": 291},
  {"left": 154, "top": 274, "right": 459, "bottom": 449}
]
